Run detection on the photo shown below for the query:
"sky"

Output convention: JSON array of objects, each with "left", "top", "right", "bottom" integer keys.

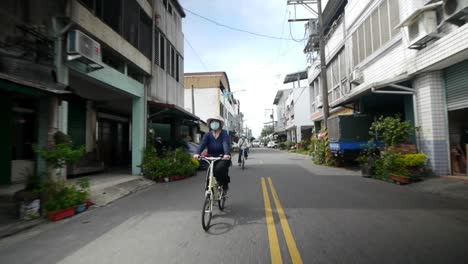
[{"left": 180, "top": 0, "right": 319, "bottom": 138}]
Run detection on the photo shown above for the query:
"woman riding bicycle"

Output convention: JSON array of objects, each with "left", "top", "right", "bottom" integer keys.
[{"left": 193, "top": 116, "right": 231, "bottom": 192}]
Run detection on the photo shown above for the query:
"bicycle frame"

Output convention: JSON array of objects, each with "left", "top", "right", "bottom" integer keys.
[{"left": 201, "top": 157, "right": 223, "bottom": 203}]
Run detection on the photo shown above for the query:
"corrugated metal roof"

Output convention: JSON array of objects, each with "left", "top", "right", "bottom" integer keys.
[{"left": 283, "top": 71, "right": 307, "bottom": 84}]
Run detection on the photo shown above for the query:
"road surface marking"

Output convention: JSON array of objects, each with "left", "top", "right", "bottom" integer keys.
[
  {"left": 261, "top": 177, "right": 283, "bottom": 264},
  {"left": 268, "top": 177, "right": 303, "bottom": 264}
]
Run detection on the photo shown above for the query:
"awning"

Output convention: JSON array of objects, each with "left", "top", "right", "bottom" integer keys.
[
  {"left": 0, "top": 72, "right": 70, "bottom": 95},
  {"left": 148, "top": 101, "right": 200, "bottom": 122},
  {"left": 273, "top": 130, "right": 287, "bottom": 136},
  {"left": 331, "top": 74, "right": 413, "bottom": 108},
  {"left": 283, "top": 71, "right": 307, "bottom": 84},
  {"left": 273, "top": 89, "right": 291, "bottom": 105}
]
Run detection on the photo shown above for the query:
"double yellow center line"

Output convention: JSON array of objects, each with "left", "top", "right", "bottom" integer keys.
[{"left": 261, "top": 177, "right": 303, "bottom": 264}]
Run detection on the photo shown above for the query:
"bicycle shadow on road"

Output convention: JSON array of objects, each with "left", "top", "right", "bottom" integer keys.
[{"left": 205, "top": 203, "right": 267, "bottom": 236}]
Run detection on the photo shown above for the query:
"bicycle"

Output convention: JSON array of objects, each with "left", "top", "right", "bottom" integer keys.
[
  {"left": 239, "top": 147, "right": 247, "bottom": 170},
  {"left": 199, "top": 156, "right": 227, "bottom": 231}
]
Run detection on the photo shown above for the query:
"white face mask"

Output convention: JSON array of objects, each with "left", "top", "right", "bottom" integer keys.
[{"left": 210, "top": 121, "right": 220, "bottom": 130}]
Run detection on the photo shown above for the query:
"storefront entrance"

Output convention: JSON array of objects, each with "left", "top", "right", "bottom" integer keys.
[{"left": 445, "top": 60, "right": 468, "bottom": 175}]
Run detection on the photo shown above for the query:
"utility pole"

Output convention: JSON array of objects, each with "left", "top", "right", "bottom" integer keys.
[
  {"left": 265, "top": 108, "right": 275, "bottom": 131},
  {"left": 317, "top": 0, "right": 329, "bottom": 129},
  {"left": 287, "top": 0, "right": 329, "bottom": 129},
  {"left": 191, "top": 85, "right": 195, "bottom": 115}
]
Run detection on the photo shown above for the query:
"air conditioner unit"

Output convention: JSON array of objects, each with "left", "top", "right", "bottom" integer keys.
[
  {"left": 408, "top": 11, "right": 440, "bottom": 49},
  {"left": 67, "top": 30, "right": 102, "bottom": 67},
  {"left": 350, "top": 69, "right": 363, "bottom": 85},
  {"left": 316, "top": 95, "right": 323, "bottom": 107},
  {"left": 443, "top": 0, "right": 468, "bottom": 26}
]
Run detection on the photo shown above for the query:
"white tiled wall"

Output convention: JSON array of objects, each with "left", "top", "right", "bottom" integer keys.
[{"left": 413, "top": 72, "right": 450, "bottom": 175}]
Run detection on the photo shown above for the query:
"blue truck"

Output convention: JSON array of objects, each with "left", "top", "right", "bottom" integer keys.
[{"left": 327, "top": 114, "right": 383, "bottom": 158}]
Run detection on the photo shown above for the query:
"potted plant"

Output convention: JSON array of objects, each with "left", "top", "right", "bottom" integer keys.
[
  {"left": 14, "top": 172, "right": 42, "bottom": 220},
  {"left": 356, "top": 143, "right": 380, "bottom": 177},
  {"left": 369, "top": 115, "right": 415, "bottom": 152},
  {"left": 398, "top": 153, "right": 427, "bottom": 181}
]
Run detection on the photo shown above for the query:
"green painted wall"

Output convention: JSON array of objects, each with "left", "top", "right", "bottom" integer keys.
[
  {"left": 36, "top": 97, "right": 50, "bottom": 180},
  {"left": 0, "top": 95, "right": 13, "bottom": 185},
  {"left": 132, "top": 97, "right": 145, "bottom": 175}
]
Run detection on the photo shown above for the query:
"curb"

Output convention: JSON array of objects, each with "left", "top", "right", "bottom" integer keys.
[
  {"left": 0, "top": 218, "right": 47, "bottom": 239},
  {"left": 90, "top": 178, "right": 155, "bottom": 207},
  {"left": 441, "top": 176, "right": 468, "bottom": 183}
]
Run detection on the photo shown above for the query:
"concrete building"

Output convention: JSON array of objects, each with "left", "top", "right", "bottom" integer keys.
[
  {"left": 0, "top": 0, "right": 190, "bottom": 186},
  {"left": 184, "top": 72, "right": 242, "bottom": 138},
  {"left": 273, "top": 71, "right": 314, "bottom": 144},
  {"left": 303, "top": 0, "right": 468, "bottom": 175}
]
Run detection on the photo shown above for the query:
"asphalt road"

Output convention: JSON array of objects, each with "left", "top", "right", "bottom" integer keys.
[{"left": 1, "top": 148, "right": 468, "bottom": 264}]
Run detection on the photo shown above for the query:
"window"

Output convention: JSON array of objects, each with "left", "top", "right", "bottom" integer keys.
[
  {"left": 102, "top": 0, "right": 121, "bottom": 33},
  {"left": 176, "top": 55, "right": 180, "bottom": 81},
  {"left": 358, "top": 26, "right": 365, "bottom": 62},
  {"left": 364, "top": 17, "right": 372, "bottom": 57},
  {"left": 95, "top": 0, "right": 103, "bottom": 18},
  {"left": 139, "top": 10, "right": 152, "bottom": 59},
  {"left": 154, "top": 30, "right": 160, "bottom": 65},
  {"left": 127, "top": 63, "right": 144, "bottom": 83},
  {"left": 380, "top": 0, "right": 390, "bottom": 44},
  {"left": 350, "top": 0, "right": 399, "bottom": 66},
  {"left": 123, "top": 0, "right": 139, "bottom": 47},
  {"left": 371, "top": 11, "right": 381, "bottom": 53},
  {"left": 168, "top": 3, "right": 173, "bottom": 15},
  {"left": 352, "top": 32, "right": 359, "bottom": 67},
  {"left": 166, "top": 41, "right": 171, "bottom": 74},
  {"left": 170, "top": 46, "right": 175, "bottom": 77},
  {"left": 102, "top": 46, "right": 125, "bottom": 73},
  {"left": 80, "top": 0, "right": 94, "bottom": 10},
  {"left": 160, "top": 34, "right": 165, "bottom": 69},
  {"left": 389, "top": 0, "right": 400, "bottom": 37}
]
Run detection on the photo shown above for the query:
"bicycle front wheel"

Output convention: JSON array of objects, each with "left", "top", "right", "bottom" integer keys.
[
  {"left": 218, "top": 189, "right": 226, "bottom": 211},
  {"left": 202, "top": 194, "right": 212, "bottom": 231},
  {"left": 241, "top": 157, "right": 245, "bottom": 170}
]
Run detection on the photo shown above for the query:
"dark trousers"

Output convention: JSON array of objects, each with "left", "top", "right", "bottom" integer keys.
[
  {"left": 214, "top": 160, "right": 231, "bottom": 187},
  {"left": 238, "top": 149, "right": 248, "bottom": 163}
]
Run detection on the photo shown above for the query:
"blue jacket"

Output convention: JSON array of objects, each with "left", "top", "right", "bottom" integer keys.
[{"left": 196, "top": 130, "right": 231, "bottom": 156}]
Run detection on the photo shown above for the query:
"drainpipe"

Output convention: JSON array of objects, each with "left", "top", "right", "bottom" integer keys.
[{"left": 51, "top": 17, "right": 72, "bottom": 180}]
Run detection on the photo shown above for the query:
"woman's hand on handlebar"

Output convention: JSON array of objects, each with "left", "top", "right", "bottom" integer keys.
[
  {"left": 193, "top": 154, "right": 200, "bottom": 160},
  {"left": 223, "top": 155, "right": 231, "bottom": 160}
]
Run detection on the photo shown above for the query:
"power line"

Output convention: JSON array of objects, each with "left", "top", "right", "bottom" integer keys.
[
  {"left": 288, "top": 11, "right": 308, "bottom": 43},
  {"left": 184, "top": 8, "right": 298, "bottom": 41},
  {"left": 184, "top": 36, "right": 209, "bottom": 71}
]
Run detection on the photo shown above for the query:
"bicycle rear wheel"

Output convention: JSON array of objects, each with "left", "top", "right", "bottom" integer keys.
[{"left": 202, "top": 194, "right": 212, "bottom": 231}]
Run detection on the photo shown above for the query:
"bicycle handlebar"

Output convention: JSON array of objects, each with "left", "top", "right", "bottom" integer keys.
[{"left": 198, "top": 156, "right": 224, "bottom": 162}]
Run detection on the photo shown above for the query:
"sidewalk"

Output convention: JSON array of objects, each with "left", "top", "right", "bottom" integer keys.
[
  {"left": 0, "top": 172, "right": 154, "bottom": 239},
  {"left": 409, "top": 176, "right": 468, "bottom": 201}
]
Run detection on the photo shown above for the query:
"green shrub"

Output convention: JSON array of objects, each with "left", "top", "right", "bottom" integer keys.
[
  {"left": 141, "top": 147, "right": 197, "bottom": 180},
  {"left": 279, "top": 142, "right": 287, "bottom": 150},
  {"left": 38, "top": 177, "right": 90, "bottom": 212},
  {"left": 398, "top": 153, "right": 427, "bottom": 167},
  {"left": 374, "top": 151, "right": 409, "bottom": 179},
  {"left": 313, "top": 139, "right": 327, "bottom": 165},
  {"left": 34, "top": 143, "right": 85, "bottom": 170},
  {"left": 369, "top": 115, "right": 414, "bottom": 147}
]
